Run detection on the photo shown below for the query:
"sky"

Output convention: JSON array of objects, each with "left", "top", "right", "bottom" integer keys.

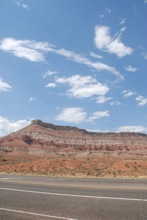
[{"left": 0, "top": 0, "right": 147, "bottom": 136}]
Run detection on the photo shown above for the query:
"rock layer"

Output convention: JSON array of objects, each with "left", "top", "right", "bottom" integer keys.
[{"left": 0, "top": 120, "right": 147, "bottom": 157}]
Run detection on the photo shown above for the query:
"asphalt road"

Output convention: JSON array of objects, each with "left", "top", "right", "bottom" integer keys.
[{"left": 0, "top": 174, "right": 147, "bottom": 220}]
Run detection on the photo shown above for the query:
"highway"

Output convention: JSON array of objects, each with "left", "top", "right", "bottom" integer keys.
[{"left": 0, "top": 174, "right": 147, "bottom": 220}]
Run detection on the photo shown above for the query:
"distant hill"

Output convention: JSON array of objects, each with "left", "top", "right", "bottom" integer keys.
[
  {"left": 0, "top": 119, "right": 147, "bottom": 156},
  {"left": 0, "top": 120, "right": 147, "bottom": 177}
]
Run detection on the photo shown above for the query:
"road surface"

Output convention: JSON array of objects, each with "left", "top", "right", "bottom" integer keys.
[{"left": 0, "top": 174, "right": 147, "bottom": 220}]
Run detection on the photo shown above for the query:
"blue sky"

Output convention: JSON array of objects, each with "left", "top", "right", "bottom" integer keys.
[{"left": 0, "top": 0, "right": 147, "bottom": 136}]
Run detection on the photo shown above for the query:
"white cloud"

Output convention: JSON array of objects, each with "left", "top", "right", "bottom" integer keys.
[
  {"left": 122, "top": 90, "right": 136, "bottom": 97},
  {"left": 96, "top": 96, "right": 112, "bottom": 104},
  {"left": 56, "top": 48, "right": 123, "bottom": 79},
  {"left": 27, "top": 97, "right": 37, "bottom": 102},
  {"left": 110, "top": 101, "right": 121, "bottom": 106},
  {"left": 119, "top": 18, "right": 126, "bottom": 25},
  {"left": 94, "top": 25, "right": 133, "bottom": 58},
  {"left": 106, "top": 8, "right": 111, "bottom": 14},
  {"left": 87, "top": 111, "right": 109, "bottom": 122},
  {"left": 125, "top": 65, "right": 138, "bottom": 72},
  {"left": 0, "top": 116, "right": 31, "bottom": 137},
  {"left": 56, "top": 74, "right": 109, "bottom": 99},
  {"left": 14, "top": 0, "right": 29, "bottom": 10},
  {"left": 0, "top": 38, "right": 54, "bottom": 62},
  {"left": 117, "top": 126, "right": 147, "bottom": 133},
  {"left": 90, "top": 52, "right": 103, "bottom": 59},
  {"left": 144, "top": 0, "right": 147, "bottom": 3},
  {"left": 56, "top": 107, "right": 87, "bottom": 123},
  {"left": 45, "top": 83, "right": 56, "bottom": 88},
  {"left": 0, "top": 38, "right": 123, "bottom": 79},
  {"left": 136, "top": 95, "right": 147, "bottom": 106},
  {"left": 42, "top": 70, "right": 57, "bottom": 78},
  {"left": 56, "top": 108, "right": 110, "bottom": 124},
  {"left": 0, "top": 78, "right": 12, "bottom": 91},
  {"left": 99, "top": 14, "right": 104, "bottom": 18},
  {"left": 143, "top": 52, "right": 147, "bottom": 59}
]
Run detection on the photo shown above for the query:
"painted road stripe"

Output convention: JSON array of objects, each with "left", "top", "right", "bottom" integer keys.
[
  {"left": 0, "top": 208, "right": 77, "bottom": 220},
  {"left": 0, "top": 187, "right": 147, "bottom": 202},
  {"left": 0, "top": 178, "right": 14, "bottom": 180}
]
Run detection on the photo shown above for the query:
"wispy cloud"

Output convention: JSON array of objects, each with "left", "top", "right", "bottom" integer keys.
[
  {"left": 136, "top": 95, "right": 147, "bottom": 106},
  {"left": 56, "top": 74, "right": 109, "bottom": 99},
  {"left": 56, "top": 108, "right": 109, "bottom": 124},
  {"left": 119, "top": 18, "right": 126, "bottom": 25},
  {"left": 14, "top": 0, "right": 29, "bottom": 10},
  {"left": 94, "top": 25, "right": 133, "bottom": 58},
  {"left": 27, "top": 97, "right": 37, "bottom": 102},
  {"left": 124, "top": 65, "right": 138, "bottom": 72},
  {"left": 0, "top": 78, "right": 12, "bottom": 91},
  {"left": 45, "top": 83, "right": 56, "bottom": 88},
  {"left": 143, "top": 52, "right": 147, "bottom": 60},
  {"left": 99, "top": 14, "right": 104, "bottom": 18},
  {"left": 0, "top": 116, "right": 30, "bottom": 137},
  {"left": 87, "top": 111, "right": 109, "bottom": 122},
  {"left": 117, "top": 125, "right": 147, "bottom": 133},
  {"left": 106, "top": 8, "right": 111, "bottom": 14},
  {"left": 110, "top": 101, "right": 121, "bottom": 106},
  {"left": 42, "top": 70, "right": 57, "bottom": 78},
  {"left": 90, "top": 52, "right": 103, "bottom": 59},
  {"left": 56, "top": 48, "right": 123, "bottom": 79},
  {"left": 0, "top": 38, "right": 123, "bottom": 79},
  {"left": 96, "top": 96, "right": 112, "bottom": 104},
  {"left": 122, "top": 90, "right": 136, "bottom": 97},
  {"left": 0, "top": 38, "right": 54, "bottom": 62}
]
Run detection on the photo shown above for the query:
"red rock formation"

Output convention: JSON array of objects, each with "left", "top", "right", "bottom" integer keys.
[{"left": 0, "top": 120, "right": 147, "bottom": 156}]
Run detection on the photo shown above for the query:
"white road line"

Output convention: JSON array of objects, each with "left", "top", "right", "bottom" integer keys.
[
  {"left": 0, "top": 178, "right": 14, "bottom": 180},
  {"left": 0, "top": 187, "right": 147, "bottom": 202},
  {"left": 0, "top": 208, "right": 77, "bottom": 220}
]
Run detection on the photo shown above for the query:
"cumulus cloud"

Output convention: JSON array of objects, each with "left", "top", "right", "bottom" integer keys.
[
  {"left": 0, "top": 78, "right": 12, "bottom": 91},
  {"left": 56, "top": 74, "right": 109, "bottom": 99},
  {"left": 87, "top": 111, "right": 109, "bottom": 122},
  {"left": 0, "top": 117, "right": 31, "bottom": 137},
  {"left": 96, "top": 96, "right": 112, "bottom": 104},
  {"left": 94, "top": 25, "right": 133, "bottom": 58},
  {"left": 122, "top": 90, "right": 136, "bottom": 97},
  {"left": 117, "top": 126, "right": 147, "bottom": 133},
  {"left": 136, "top": 95, "right": 147, "bottom": 106},
  {"left": 125, "top": 65, "right": 138, "bottom": 72},
  {"left": 0, "top": 38, "right": 123, "bottom": 79},
  {"left": 45, "top": 83, "right": 56, "bottom": 88},
  {"left": 56, "top": 107, "right": 87, "bottom": 123}
]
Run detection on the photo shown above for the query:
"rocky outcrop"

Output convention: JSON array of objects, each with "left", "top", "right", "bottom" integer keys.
[{"left": 0, "top": 120, "right": 147, "bottom": 156}]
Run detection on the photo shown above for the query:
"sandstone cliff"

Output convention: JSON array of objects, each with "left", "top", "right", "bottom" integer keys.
[{"left": 0, "top": 120, "right": 147, "bottom": 157}]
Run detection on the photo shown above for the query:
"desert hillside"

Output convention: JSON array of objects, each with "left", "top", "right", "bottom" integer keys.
[{"left": 0, "top": 120, "right": 147, "bottom": 177}]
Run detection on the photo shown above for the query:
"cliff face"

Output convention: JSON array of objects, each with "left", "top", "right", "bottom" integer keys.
[{"left": 0, "top": 120, "right": 147, "bottom": 156}]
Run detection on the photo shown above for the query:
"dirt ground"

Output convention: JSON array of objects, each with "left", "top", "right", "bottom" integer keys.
[{"left": 0, "top": 153, "right": 147, "bottom": 177}]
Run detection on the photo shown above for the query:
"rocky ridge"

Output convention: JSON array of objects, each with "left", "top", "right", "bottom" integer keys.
[
  {"left": 0, "top": 120, "right": 147, "bottom": 177},
  {"left": 0, "top": 120, "right": 147, "bottom": 156}
]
